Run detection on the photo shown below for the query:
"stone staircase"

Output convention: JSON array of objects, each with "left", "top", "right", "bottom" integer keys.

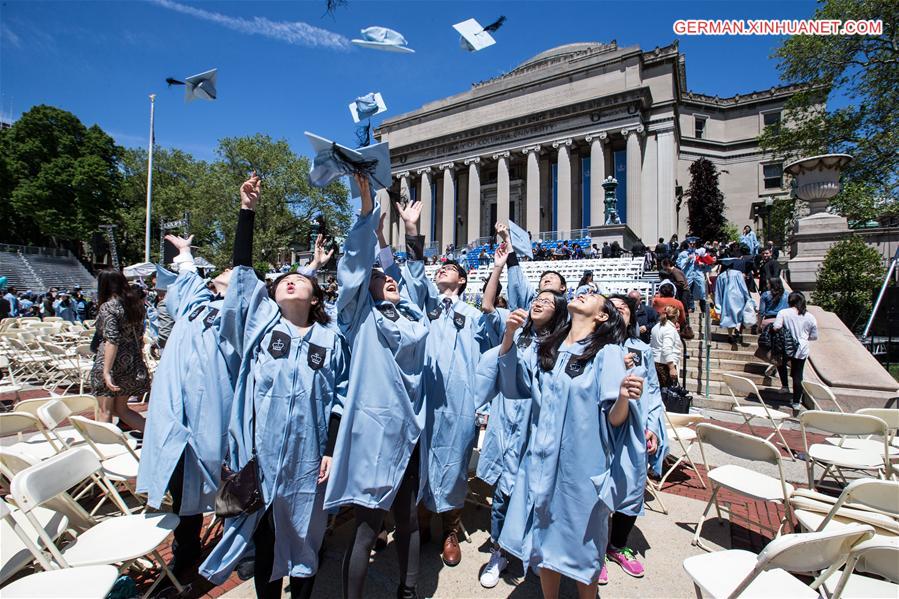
[{"left": 682, "top": 312, "right": 797, "bottom": 414}]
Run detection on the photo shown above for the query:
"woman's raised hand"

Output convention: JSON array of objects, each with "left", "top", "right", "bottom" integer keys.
[
  {"left": 619, "top": 374, "right": 644, "bottom": 401},
  {"left": 396, "top": 199, "right": 422, "bottom": 236},
  {"left": 310, "top": 234, "right": 335, "bottom": 269},
  {"left": 240, "top": 172, "right": 261, "bottom": 210},
  {"left": 493, "top": 242, "right": 511, "bottom": 269},
  {"left": 495, "top": 222, "right": 510, "bottom": 243},
  {"left": 164, "top": 234, "right": 194, "bottom": 253},
  {"left": 505, "top": 309, "right": 528, "bottom": 334}
]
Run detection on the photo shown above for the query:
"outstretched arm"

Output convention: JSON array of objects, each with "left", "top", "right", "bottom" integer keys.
[
  {"left": 232, "top": 173, "right": 261, "bottom": 267},
  {"left": 482, "top": 241, "right": 510, "bottom": 314}
]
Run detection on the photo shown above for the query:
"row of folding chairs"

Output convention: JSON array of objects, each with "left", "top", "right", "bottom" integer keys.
[
  {"left": 0, "top": 334, "right": 93, "bottom": 394},
  {"left": 0, "top": 447, "right": 181, "bottom": 597}
]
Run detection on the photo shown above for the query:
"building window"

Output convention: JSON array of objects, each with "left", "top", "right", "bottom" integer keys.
[
  {"left": 694, "top": 116, "right": 707, "bottom": 139},
  {"left": 763, "top": 163, "right": 783, "bottom": 190},
  {"left": 763, "top": 111, "right": 781, "bottom": 132}
]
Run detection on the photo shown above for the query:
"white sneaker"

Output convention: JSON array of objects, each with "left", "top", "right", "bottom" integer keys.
[{"left": 479, "top": 550, "right": 508, "bottom": 588}]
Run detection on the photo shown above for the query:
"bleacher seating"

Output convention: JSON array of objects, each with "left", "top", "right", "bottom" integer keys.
[
  {"left": 423, "top": 257, "right": 657, "bottom": 301},
  {"left": 461, "top": 237, "right": 594, "bottom": 271},
  {"left": 0, "top": 246, "right": 95, "bottom": 292}
]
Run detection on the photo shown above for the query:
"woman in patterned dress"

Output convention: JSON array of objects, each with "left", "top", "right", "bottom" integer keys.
[{"left": 90, "top": 270, "right": 150, "bottom": 431}]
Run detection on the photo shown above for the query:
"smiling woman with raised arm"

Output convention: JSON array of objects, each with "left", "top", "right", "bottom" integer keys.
[
  {"left": 199, "top": 175, "right": 349, "bottom": 599},
  {"left": 324, "top": 176, "right": 430, "bottom": 599},
  {"left": 495, "top": 290, "right": 643, "bottom": 599}
]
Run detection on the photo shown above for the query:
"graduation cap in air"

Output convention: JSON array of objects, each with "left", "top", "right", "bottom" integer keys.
[
  {"left": 165, "top": 68, "right": 218, "bottom": 102},
  {"left": 686, "top": 236, "right": 700, "bottom": 244},
  {"left": 508, "top": 219, "right": 533, "bottom": 260},
  {"left": 352, "top": 26, "right": 415, "bottom": 53},
  {"left": 453, "top": 16, "right": 505, "bottom": 52},
  {"left": 349, "top": 92, "right": 387, "bottom": 124},
  {"left": 304, "top": 132, "right": 391, "bottom": 197}
]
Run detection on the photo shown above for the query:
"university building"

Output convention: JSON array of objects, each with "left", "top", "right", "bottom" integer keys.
[{"left": 375, "top": 40, "right": 807, "bottom": 251}]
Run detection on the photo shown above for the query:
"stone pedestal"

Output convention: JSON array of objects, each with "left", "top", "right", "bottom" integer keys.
[
  {"left": 587, "top": 223, "right": 640, "bottom": 251},
  {"left": 788, "top": 212, "right": 850, "bottom": 293}
]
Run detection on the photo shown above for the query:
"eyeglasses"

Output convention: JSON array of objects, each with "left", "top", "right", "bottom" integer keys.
[
  {"left": 437, "top": 265, "right": 463, "bottom": 276},
  {"left": 533, "top": 297, "right": 554, "bottom": 306}
]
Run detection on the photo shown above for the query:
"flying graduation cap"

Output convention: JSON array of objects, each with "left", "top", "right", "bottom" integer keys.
[
  {"left": 352, "top": 26, "right": 415, "bottom": 53},
  {"left": 165, "top": 68, "right": 218, "bottom": 102},
  {"left": 349, "top": 92, "right": 387, "bottom": 124},
  {"left": 304, "top": 132, "right": 391, "bottom": 197},
  {"left": 453, "top": 16, "right": 506, "bottom": 52}
]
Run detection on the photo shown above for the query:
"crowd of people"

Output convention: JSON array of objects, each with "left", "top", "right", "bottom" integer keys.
[
  {"left": 45, "top": 174, "right": 666, "bottom": 599},
  {"left": 0, "top": 285, "right": 94, "bottom": 322},
  {"left": 2, "top": 171, "right": 816, "bottom": 598}
]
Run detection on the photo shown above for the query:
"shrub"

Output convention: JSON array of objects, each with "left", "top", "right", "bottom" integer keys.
[{"left": 812, "top": 236, "right": 885, "bottom": 331}]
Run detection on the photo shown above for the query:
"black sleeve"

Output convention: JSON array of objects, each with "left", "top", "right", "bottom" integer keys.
[
  {"left": 232, "top": 209, "right": 256, "bottom": 267},
  {"left": 405, "top": 235, "right": 425, "bottom": 262},
  {"left": 506, "top": 251, "right": 519, "bottom": 268},
  {"left": 324, "top": 413, "right": 341, "bottom": 457}
]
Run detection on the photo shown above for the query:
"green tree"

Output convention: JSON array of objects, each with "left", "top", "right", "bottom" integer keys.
[
  {"left": 812, "top": 236, "right": 885, "bottom": 330},
  {"left": 760, "top": 0, "right": 899, "bottom": 206},
  {"left": 686, "top": 158, "right": 727, "bottom": 242},
  {"left": 0, "top": 105, "right": 123, "bottom": 249}
]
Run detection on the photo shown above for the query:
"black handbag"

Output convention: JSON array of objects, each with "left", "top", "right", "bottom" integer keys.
[
  {"left": 662, "top": 385, "right": 693, "bottom": 414},
  {"left": 214, "top": 402, "right": 264, "bottom": 518}
]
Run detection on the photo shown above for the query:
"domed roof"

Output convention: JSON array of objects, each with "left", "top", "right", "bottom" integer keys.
[{"left": 517, "top": 43, "right": 605, "bottom": 68}]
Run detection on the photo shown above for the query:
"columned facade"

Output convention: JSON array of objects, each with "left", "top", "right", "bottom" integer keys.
[{"left": 376, "top": 41, "right": 806, "bottom": 251}]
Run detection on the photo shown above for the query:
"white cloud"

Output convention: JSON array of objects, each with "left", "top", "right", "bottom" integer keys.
[
  {"left": 1, "top": 23, "right": 22, "bottom": 48},
  {"left": 150, "top": 0, "right": 350, "bottom": 51}
]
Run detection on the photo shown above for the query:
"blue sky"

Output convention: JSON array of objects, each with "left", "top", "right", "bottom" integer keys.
[{"left": 1, "top": 0, "right": 822, "bottom": 162}]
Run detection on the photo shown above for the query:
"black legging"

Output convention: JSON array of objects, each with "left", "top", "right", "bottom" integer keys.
[
  {"left": 253, "top": 508, "right": 316, "bottom": 599},
  {"left": 608, "top": 512, "right": 637, "bottom": 550},
  {"left": 777, "top": 357, "right": 806, "bottom": 405},
  {"left": 168, "top": 451, "right": 204, "bottom": 577},
  {"left": 342, "top": 445, "right": 421, "bottom": 599}
]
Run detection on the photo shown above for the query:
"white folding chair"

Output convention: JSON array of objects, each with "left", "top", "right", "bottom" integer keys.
[
  {"left": 683, "top": 524, "right": 874, "bottom": 598},
  {"left": 824, "top": 537, "right": 899, "bottom": 598},
  {"left": 9, "top": 447, "right": 182, "bottom": 597},
  {"left": 800, "top": 411, "right": 891, "bottom": 490},
  {"left": 853, "top": 408, "right": 899, "bottom": 461},
  {"left": 0, "top": 412, "right": 62, "bottom": 460},
  {"left": 68, "top": 414, "right": 144, "bottom": 512},
  {"left": 0, "top": 355, "right": 22, "bottom": 404},
  {"left": 647, "top": 412, "right": 707, "bottom": 515},
  {"left": 0, "top": 496, "right": 71, "bottom": 586},
  {"left": 692, "top": 423, "right": 794, "bottom": 551},
  {"left": 722, "top": 373, "right": 794, "bottom": 460},
  {"left": 791, "top": 478, "right": 899, "bottom": 540},
  {"left": 801, "top": 380, "right": 845, "bottom": 413}
]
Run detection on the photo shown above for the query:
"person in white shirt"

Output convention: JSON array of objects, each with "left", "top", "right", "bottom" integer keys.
[
  {"left": 650, "top": 305, "right": 682, "bottom": 387},
  {"left": 773, "top": 292, "right": 819, "bottom": 410}
]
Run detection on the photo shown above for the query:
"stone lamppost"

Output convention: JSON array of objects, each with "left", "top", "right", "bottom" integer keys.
[{"left": 784, "top": 153, "right": 853, "bottom": 293}]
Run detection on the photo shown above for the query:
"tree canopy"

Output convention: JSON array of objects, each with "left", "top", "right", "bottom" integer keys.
[
  {"left": 812, "top": 235, "right": 885, "bottom": 331},
  {"left": 0, "top": 105, "right": 352, "bottom": 269},
  {"left": 686, "top": 157, "right": 727, "bottom": 242},
  {"left": 760, "top": 0, "right": 898, "bottom": 221}
]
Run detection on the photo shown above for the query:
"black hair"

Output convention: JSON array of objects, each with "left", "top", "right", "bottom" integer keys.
[
  {"left": 788, "top": 291, "right": 807, "bottom": 315},
  {"left": 539, "top": 270, "right": 567, "bottom": 289},
  {"left": 769, "top": 278, "right": 785, "bottom": 306},
  {"left": 659, "top": 282, "right": 675, "bottom": 298},
  {"left": 269, "top": 272, "right": 331, "bottom": 325},
  {"left": 609, "top": 293, "right": 639, "bottom": 340},
  {"left": 97, "top": 270, "right": 145, "bottom": 327},
  {"left": 536, "top": 295, "right": 625, "bottom": 371},
  {"left": 577, "top": 271, "right": 593, "bottom": 288},
  {"left": 521, "top": 291, "right": 568, "bottom": 340},
  {"left": 481, "top": 277, "right": 502, "bottom": 304},
  {"left": 441, "top": 259, "right": 468, "bottom": 294}
]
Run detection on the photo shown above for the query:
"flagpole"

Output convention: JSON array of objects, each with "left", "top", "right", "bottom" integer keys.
[{"left": 144, "top": 93, "right": 156, "bottom": 263}]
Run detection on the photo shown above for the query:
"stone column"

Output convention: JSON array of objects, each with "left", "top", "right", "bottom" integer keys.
[
  {"left": 553, "top": 139, "right": 573, "bottom": 236},
  {"left": 416, "top": 167, "right": 433, "bottom": 245},
  {"left": 376, "top": 188, "right": 392, "bottom": 243},
  {"left": 464, "top": 157, "right": 481, "bottom": 243},
  {"left": 585, "top": 132, "right": 608, "bottom": 227},
  {"left": 493, "top": 151, "right": 511, "bottom": 227},
  {"left": 522, "top": 146, "right": 541, "bottom": 235},
  {"left": 439, "top": 163, "right": 455, "bottom": 252},
  {"left": 622, "top": 126, "right": 644, "bottom": 235},
  {"left": 655, "top": 129, "right": 676, "bottom": 242},
  {"left": 397, "top": 171, "right": 410, "bottom": 248}
]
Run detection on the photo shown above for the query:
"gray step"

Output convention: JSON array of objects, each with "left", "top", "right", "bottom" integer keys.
[
  {"left": 689, "top": 393, "right": 736, "bottom": 411},
  {"left": 684, "top": 365, "right": 778, "bottom": 384},
  {"left": 689, "top": 357, "right": 771, "bottom": 371},
  {"left": 685, "top": 347, "right": 761, "bottom": 362},
  {"left": 684, "top": 378, "right": 794, "bottom": 403},
  {"left": 685, "top": 339, "right": 755, "bottom": 351}
]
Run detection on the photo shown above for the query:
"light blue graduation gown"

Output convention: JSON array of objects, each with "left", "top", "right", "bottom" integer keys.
[
  {"left": 507, "top": 263, "right": 536, "bottom": 311},
  {"left": 53, "top": 300, "right": 77, "bottom": 323},
  {"left": 199, "top": 266, "right": 348, "bottom": 584},
  {"left": 608, "top": 339, "right": 669, "bottom": 517},
  {"left": 324, "top": 205, "right": 430, "bottom": 511},
  {"left": 497, "top": 342, "right": 628, "bottom": 585},
  {"left": 714, "top": 269, "right": 750, "bottom": 328},
  {"left": 136, "top": 271, "right": 239, "bottom": 515},
  {"left": 403, "top": 262, "right": 493, "bottom": 512},
  {"left": 740, "top": 231, "right": 760, "bottom": 255},
  {"left": 475, "top": 326, "right": 536, "bottom": 497},
  {"left": 678, "top": 251, "right": 710, "bottom": 297}
]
